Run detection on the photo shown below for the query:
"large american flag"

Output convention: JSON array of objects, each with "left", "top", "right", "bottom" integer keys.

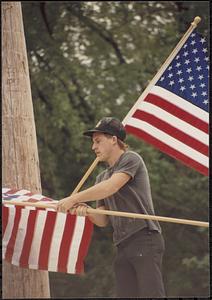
[
  {"left": 123, "top": 29, "right": 209, "bottom": 176},
  {"left": 2, "top": 188, "right": 93, "bottom": 274}
]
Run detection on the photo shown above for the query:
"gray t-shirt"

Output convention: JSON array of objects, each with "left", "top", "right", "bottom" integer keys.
[{"left": 96, "top": 150, "right": 161, "bottom": 245}]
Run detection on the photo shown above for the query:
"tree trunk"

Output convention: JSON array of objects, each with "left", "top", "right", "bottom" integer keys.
[{"left": 2, "top": 2, "right": 50, "bottom": 298}]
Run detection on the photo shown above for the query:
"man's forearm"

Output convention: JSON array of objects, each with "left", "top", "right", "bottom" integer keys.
[
  {"left": 88, "top": 212, "right": 109, "bottom": 227},
  {"left": 73, "top": 179, "right": 118, "bottom": 204},
  {"left": 57, "top": 172, "right": 130, "bottom": 212}
]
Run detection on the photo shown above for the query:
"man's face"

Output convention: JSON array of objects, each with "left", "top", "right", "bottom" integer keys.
[{"left": 92, "top": 132, "right": 113, "bottom": 161}]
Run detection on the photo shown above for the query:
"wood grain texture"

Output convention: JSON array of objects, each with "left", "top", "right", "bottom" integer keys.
[{"left": 2, "top": 2, "right": 50, "bottom": 298}]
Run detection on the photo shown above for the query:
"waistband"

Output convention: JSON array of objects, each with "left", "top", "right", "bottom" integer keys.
[{"left": 117, "top": 227, "right": 159, "bottom": 248}]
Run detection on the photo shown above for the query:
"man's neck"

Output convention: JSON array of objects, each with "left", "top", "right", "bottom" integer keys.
[{"left": 107, "top": 149, "right": 125, "bottom": 167}]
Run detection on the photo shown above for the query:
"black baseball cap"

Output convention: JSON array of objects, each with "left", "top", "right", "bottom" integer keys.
[{"left": 83, "top": 117, "right": 126, "bottom": 141}]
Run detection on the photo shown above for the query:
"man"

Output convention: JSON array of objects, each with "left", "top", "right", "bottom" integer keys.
[{"left": 57, "top": 117, "right": 165, "bottom": 297}]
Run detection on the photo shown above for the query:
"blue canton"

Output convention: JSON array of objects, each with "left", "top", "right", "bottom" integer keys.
[
  {"left": 3, "top": 193, "right": 20, "bottom": 200},
  {"left": 156, "top": 30, "right": 209, "bottom": 112}
]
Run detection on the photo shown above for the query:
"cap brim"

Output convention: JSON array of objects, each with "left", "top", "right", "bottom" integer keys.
[{"left": 83, "top": 129, "right": 108, "bottom": 137}]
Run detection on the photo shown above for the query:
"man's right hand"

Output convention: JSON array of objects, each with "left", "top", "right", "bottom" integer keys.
[
  {"left": 71, "top": 204, "right": 109, "bottom": 227},
  {"left": 71, "top": 203, "right": 90, "bottom": 216}
]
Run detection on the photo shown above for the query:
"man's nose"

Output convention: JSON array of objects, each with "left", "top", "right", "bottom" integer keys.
[{"left": 92, "top": 143, "right": 96, "bottom": 151}]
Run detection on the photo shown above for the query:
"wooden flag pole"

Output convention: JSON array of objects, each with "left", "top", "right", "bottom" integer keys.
[
  {"left": 2, "top": 200, "right": 209, "bottom": 228},
  {"left": 71, "top": 157, "right": 99, "bottom": 195},
  {"left": 86, "top": 207, "right": 209, "bottom": 228}
]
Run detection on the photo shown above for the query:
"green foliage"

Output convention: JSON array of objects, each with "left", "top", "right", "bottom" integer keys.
[{"left": 21, "top": 1, "right": 209, "bottom": 297}]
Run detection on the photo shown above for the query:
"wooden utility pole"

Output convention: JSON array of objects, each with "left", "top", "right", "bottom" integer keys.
[{"left": 2, "top": 2, "right": 50, "bottom": 298}]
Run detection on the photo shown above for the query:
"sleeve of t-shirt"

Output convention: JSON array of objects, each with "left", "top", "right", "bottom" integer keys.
[{"left": 113, "top": 151, "right": 142, "bottom": 179}]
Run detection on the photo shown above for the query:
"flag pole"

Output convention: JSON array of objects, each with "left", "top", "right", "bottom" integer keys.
[
  {"left": 2, "top": 200, "right": 209, "bottom": 228},
  {"left": 85, "top": 207, "right": 209, "bottom": 228},
  {"left": 122, "top": 16, "right": 201, "bottom": 125},
  {"left": 70, "top": 17, "right": 201, "bottom": 194},
  {"left": 71, "top": 157, "right": 99, "bottom": 195}
]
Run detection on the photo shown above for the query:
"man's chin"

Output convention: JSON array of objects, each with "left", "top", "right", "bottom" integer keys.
[{"left": 97, "top": 155, "right": 105, "bottom": 162}]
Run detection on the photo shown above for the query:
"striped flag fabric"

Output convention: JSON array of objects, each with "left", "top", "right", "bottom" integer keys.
[
  {"left": 123, "top": 29, "right": 209, "bottom": 176},
  {"left": 2, "top": 187, "right": 93, "bottom": 274}
]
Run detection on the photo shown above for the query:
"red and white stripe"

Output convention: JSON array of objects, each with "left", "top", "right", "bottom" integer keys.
[
  {"left": 2, "top": 188, "right": 93, "bottom": 274},
  {"left": 124, "top": 86, "right": 209, "bottom": 176}
]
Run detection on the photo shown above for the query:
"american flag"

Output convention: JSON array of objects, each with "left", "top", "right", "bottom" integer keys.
[
  {"left": 123, "top": 29, "right": 209, "bottom": 176},
  {"left": 2, "top": 188, "right": 93, "bottom": 274}
]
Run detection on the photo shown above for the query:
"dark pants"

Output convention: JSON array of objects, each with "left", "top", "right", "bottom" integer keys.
[{"left": 114, "top": 228, "right": 166, "bottom": 298}]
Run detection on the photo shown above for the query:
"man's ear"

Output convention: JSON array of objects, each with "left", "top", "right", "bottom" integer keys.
[{"left": 112, "top": 135, "right": 118, "bottom": 145}]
